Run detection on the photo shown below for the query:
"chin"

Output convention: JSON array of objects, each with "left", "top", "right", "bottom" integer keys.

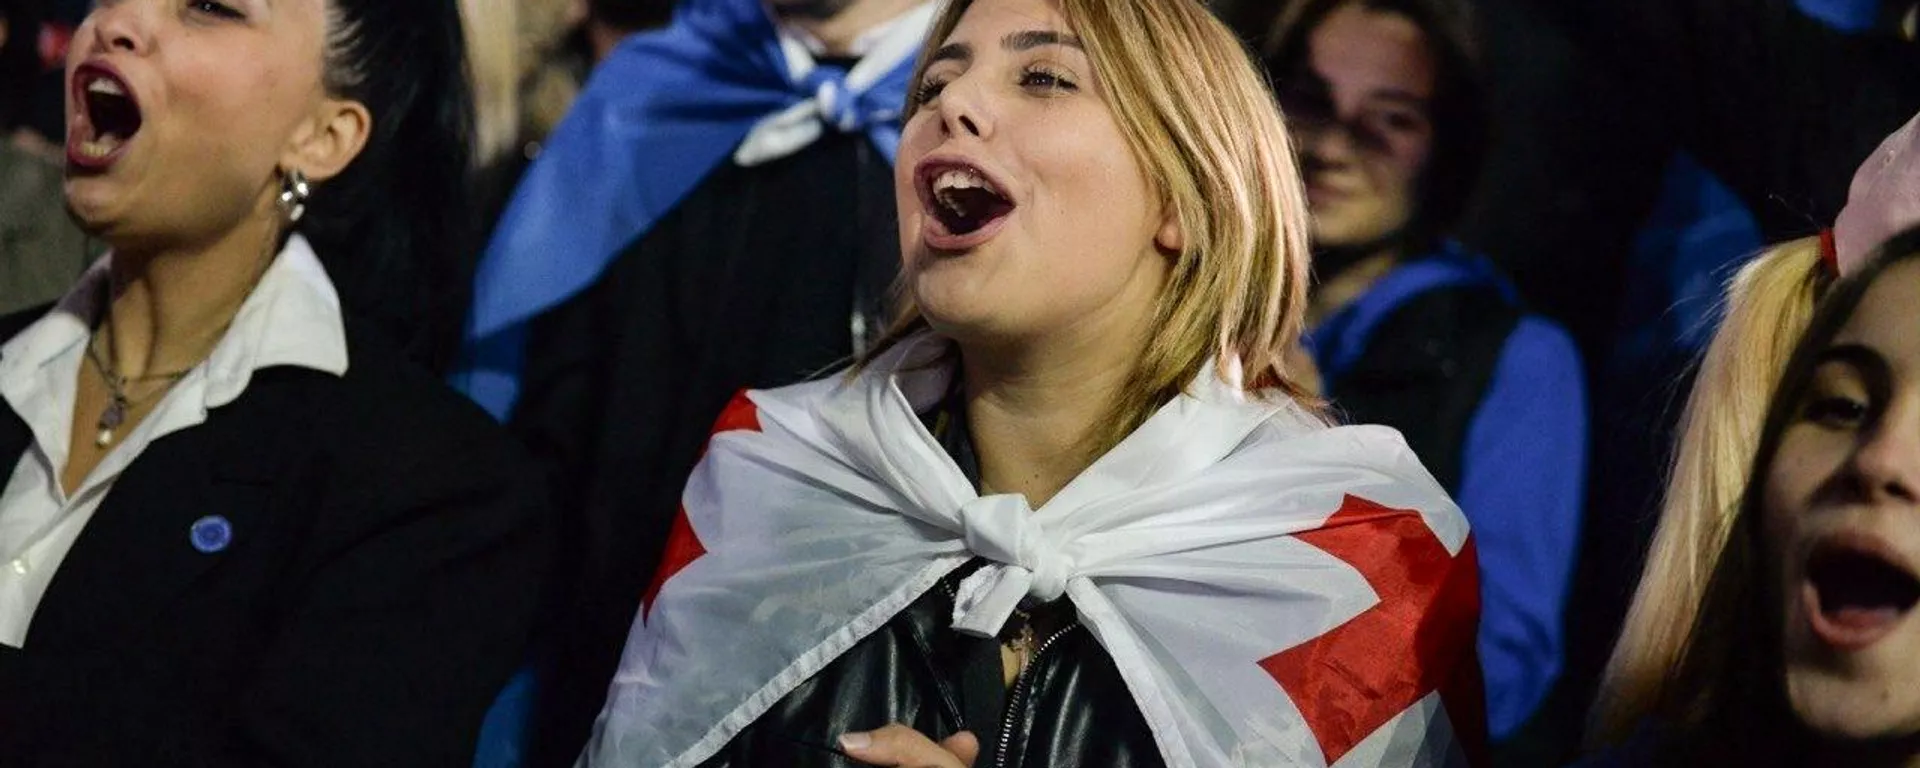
[
  {"left": 1311, "top": 206, "right": 1405, "bottom": 251},
  {"left": 1787, "top": 666, "right": 1920, "bottom": 742},
  {"left": 61, "top": 180, "right": 122, "bottom": 235}
]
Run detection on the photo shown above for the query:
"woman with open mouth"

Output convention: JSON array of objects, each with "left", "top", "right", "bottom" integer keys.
[
  {"left": 580, "top": 0, "right": 1484, "bottom": 766},
  {"left": 1646, "top": 224, "right": 1920, "bottom": 766},
  {"left": 0, "top": 0, "right": 550, "bottom": 765}
]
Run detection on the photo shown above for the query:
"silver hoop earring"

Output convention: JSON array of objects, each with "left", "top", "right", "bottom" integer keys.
[{"left": 278, "top": 169, "right": 311, "bottom": 224}]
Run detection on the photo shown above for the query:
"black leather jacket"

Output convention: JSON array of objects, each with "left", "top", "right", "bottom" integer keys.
[{"left": 697, "top": 559, "right": 1167, "bottom": 767}]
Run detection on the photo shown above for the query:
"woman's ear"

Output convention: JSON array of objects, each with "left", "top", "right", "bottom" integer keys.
[
  {"left": 281, "top": 97, "right": 373, "bottom": 184},
  {"left": 1155, "top": 208, "right": 1186, "bottom": 255}
]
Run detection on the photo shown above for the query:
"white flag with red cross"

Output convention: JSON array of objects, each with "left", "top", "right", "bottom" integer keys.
[{"left": 579, "top": 335, "right": 1487, "bottom": 768}]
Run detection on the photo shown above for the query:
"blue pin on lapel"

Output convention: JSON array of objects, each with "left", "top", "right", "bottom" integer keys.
[{"left": 190, "top": 515, "right": 233, "bottom": 554}]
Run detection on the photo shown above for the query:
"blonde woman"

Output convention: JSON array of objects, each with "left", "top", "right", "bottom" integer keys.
[
  {"left": 1589, "top": 236, "right": 1830, "bottom": 747},
  {"left": 1593, "top": 111, "right": 1920, "bottom": 750},
  {"left": 576, "top": 0, "right": 1486, "bottom": 765}
]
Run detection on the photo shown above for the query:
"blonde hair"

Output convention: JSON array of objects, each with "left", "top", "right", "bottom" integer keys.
[
  {"left": 459, "top": 0, "right": 521, "bottom": 167},
  {"left": 459, "top": 0, "right": 580, "bottom": 167},
  {"left": 865, "top": 0, "right": 1320, "bottom": 452},
  {"left": 1589, "top": 236, "right": 1833, "bottom": 747}
]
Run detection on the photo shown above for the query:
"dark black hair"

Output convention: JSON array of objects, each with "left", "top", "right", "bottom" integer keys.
[
  {"left": 1260, "top": 0, "right": 1489, "bottom": 255},
  {"left": 299, "top": 0, "right": 476, "bottom": 366},
  {"left": 1656, "top": 224, "right": 1920, "bottom": 766},
  {"left": 588, "top": 0, "right": 673, "bottom": 31},
  {"left": 0, "top": 0, "right": 45, "bottom": 129}
]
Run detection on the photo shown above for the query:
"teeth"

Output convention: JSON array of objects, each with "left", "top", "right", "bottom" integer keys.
[
  {"left": 930, "top": 167, "right": 1001, "bottom": 219},
  {"left": 86, "top": 78, "right": 126, "bottom": 97},
  {"left": 77, "top": 135, "right": 123, "bottom": 159},
  {"left": 933, "top": 168, "right": 990, "bottom": 195}
]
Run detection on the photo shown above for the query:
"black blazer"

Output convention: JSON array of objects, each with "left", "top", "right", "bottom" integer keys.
[{"left": 0, "top": 307, "right": 553, "bottom": 767}]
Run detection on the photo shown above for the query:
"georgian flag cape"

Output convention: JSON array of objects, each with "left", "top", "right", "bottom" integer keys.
[{"left": 580, "top": 334, "right": 1487, "bottom": 767}]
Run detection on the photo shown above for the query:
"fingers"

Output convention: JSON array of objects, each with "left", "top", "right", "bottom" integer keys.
[
  {"left": 839, "top": 724, "right": 977, "bottom": 767},
  {"left": 940, "top": 731, "right": 981, "bottom": 765}
]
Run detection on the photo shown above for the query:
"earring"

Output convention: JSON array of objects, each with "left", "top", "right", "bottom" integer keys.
[{"left": 278, "top": 168, "right": 311, "bottom": 224}]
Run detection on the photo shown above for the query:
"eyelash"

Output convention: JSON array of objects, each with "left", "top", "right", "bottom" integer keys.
[
  {"left": 188, "top": 1, "right": 245, "bottom": 20},
  {"left": 1803, "top": 394, "right": 1870, "bottom": 429},
  {"left": 914, "top": 65, "right": 1081, "bottom": 107}
]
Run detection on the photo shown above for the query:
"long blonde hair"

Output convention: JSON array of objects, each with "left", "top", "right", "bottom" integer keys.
[
  {"left": 1589, "top": 236, "right": 1832, "bottom": 747},
  {"left": 459, "top": 0, "right": 580, "bottom": 167},
  {"left": 458, "top": 0, "right": 521, "bottom": 167},
  {"left": 864, "top": 0, "right": 1321, "bottom": 453}
]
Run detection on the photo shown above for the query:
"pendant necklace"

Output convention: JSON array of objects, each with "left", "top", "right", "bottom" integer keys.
[{"left": 83, "top": 319, "right": 196, "bottom": 448}]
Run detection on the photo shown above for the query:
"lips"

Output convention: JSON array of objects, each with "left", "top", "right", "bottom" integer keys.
[
  {"left": 1802, "top": 534, "right": 1920, "bottom": 651},
  {"left": 68, "top": 61, "right": 143, "bottom": 172},
  {"left": 913, "top": 157, "right": 1016, "bottom": 252}
]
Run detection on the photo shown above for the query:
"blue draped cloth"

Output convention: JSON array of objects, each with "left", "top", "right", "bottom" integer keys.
[{"left": 451, "top": 0, "right": 923, "bottom": 419}]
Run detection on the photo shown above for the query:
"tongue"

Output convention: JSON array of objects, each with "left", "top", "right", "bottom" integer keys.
[
  {"left": 1827, "top": 605, "right": 1904, "bottom": 630},
  {"left": 1815, "top": 554, "right": 1920, "bottom": 625},
  {"left": 941, "top": 187, "right": 1011, "bottom": 234}
]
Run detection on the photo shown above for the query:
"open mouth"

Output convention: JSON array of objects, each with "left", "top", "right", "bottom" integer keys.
[
  {"left": 1804, "top": 537, "right": 1920, "bottom": 649},
  {"left": 917, "top": 161, "right": 1015, "bottom": 243},
  {"left": 69, "top": 64, "right": 143, "bottom": 168}
]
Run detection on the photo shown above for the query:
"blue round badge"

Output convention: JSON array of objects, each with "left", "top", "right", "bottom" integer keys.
[{"left": 190, "top": 515, "right": 234, "bottom": 554}]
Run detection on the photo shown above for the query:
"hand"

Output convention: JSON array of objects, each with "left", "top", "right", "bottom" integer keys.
[{"left": 838, "top": 724, "right": 980, "bottom": 767}]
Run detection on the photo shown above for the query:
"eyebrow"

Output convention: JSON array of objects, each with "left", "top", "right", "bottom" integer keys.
[
  {"left": 1365, "top": 90, "right": 1432, "bottom": 108},
  {"left": 1813, "top": 343, "right": 1892, "bottom": 384},
  {"left": 927, "top": 29, "right": 1087, "bottom": 67}
]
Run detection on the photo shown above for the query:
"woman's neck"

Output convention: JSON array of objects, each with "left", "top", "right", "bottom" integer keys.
[
  {"left": 1805, "top": 735, "right": 1920, "bottom": 768},
  {"left": 1307, "top": 245, "right": 1401, "bottom": 327},
  {"left": 959, "top": 326, "right": 1144, "bottom": 510},
  {"left": 102, "top": 213, "right": 280, "bottom": 378}
]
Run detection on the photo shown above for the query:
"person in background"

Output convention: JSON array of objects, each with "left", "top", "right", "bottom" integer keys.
[
  {"left": 1630, "top": 224, "right": 1920, "bottom": 765},
  {"left": 1593, "top": 109, "right": 1920, "bottom": 751},
  {"left": 0, "top": 0, "right": 551, "bottom": 763},
  {"left": 1263, "top": 0, "right": 1587, "bottom": 743},
  {"left": 579, "top": 0, "right": 673, "bottom": 62},
  {"left": 453, "top": 0, "right": 937, "bottom": 763},
  {"left": 581, "top": 0, "right": 1482, "bottom": 764},
  {"left": 0, "top": 0, "right": 89, "bottom": 315}
]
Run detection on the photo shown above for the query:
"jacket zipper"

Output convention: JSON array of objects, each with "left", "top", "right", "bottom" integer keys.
[{"left": 994, "top": 623, "right": 1081, "bottom": 768}]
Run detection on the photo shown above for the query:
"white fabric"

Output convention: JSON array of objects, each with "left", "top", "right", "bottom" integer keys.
[
  {"left": 732, "top": 2, "right": 937, "bottom": 167},
  {"left": 580, "top": 334, "right": 1477, "bottom": 768},
  {"left": 0, "top": 235, "right": 348, "bottom": 648}
]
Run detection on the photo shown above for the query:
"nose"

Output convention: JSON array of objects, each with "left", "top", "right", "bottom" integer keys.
[
  {"left": 1848, "top": 410, "right": 1920, "bottom": 505},
  {"left": 934, "top": 75, "right": 992, "bottom": 141},
  {"left": 1299, "top": 120, "right": 1358, "bottom": 169},
  {"left": 86, "top": 0, "right": 154, "bottom": 56}
]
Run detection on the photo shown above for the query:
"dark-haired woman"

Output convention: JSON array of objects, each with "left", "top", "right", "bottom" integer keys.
[
  {"left": 1263, "top": 0, "right": 1588, "bottom": 742},
  {"left": 0, "top": 0, "right": 550, "bottom": 765}
]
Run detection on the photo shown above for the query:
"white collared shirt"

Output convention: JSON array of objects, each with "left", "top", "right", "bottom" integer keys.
[{"left": 0, "top": 234, "right": 349, "bottom": 648}]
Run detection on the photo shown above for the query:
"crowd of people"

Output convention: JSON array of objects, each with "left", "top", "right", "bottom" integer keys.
[{"left": 0, "top": 0, "right": 1914, "bottom": 766}]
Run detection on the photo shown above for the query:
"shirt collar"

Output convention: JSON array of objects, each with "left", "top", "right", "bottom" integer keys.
[{"left": 0, "top": 233, "right": 350, "bottom": 412}]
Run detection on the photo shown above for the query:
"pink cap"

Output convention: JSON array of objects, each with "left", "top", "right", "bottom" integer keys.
[{"left": 1834, "top": 111, "right": 1920, "bottom": 276}]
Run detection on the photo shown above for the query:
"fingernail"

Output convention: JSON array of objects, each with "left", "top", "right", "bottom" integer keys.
[{"left": 839, "top": 732, "right": 872, "bottom": 751}]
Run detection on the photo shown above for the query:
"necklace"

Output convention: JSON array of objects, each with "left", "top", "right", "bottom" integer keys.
[{"left": 83, "top": 320, "right": 197, "bottom": 448}]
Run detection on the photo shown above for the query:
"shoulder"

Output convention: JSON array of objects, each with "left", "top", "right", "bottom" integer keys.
[
  {"left": 0, "top": 304, "right": 50, "bottom": 343},
  {"left": 304, "top": 321, "right": 540, "bottom": 503},
  {"left": 1497, "top": 315, "right": 1585, "bottom": 378}
]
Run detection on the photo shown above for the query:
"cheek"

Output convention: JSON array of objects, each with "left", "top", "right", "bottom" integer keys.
[
  {"left": 1767, "top": 430, "right": 1846, "bottom": 518},
  {"left": 1369, "top": 135, "right": 1431, "bottom": 201},
  {"left": 1026, "top": 121, "right": 1155, "bottom": 243}
]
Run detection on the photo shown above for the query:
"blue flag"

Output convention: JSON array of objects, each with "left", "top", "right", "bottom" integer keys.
[{"left": 452, "top": 0, "right": 931, "bottom": 419}]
